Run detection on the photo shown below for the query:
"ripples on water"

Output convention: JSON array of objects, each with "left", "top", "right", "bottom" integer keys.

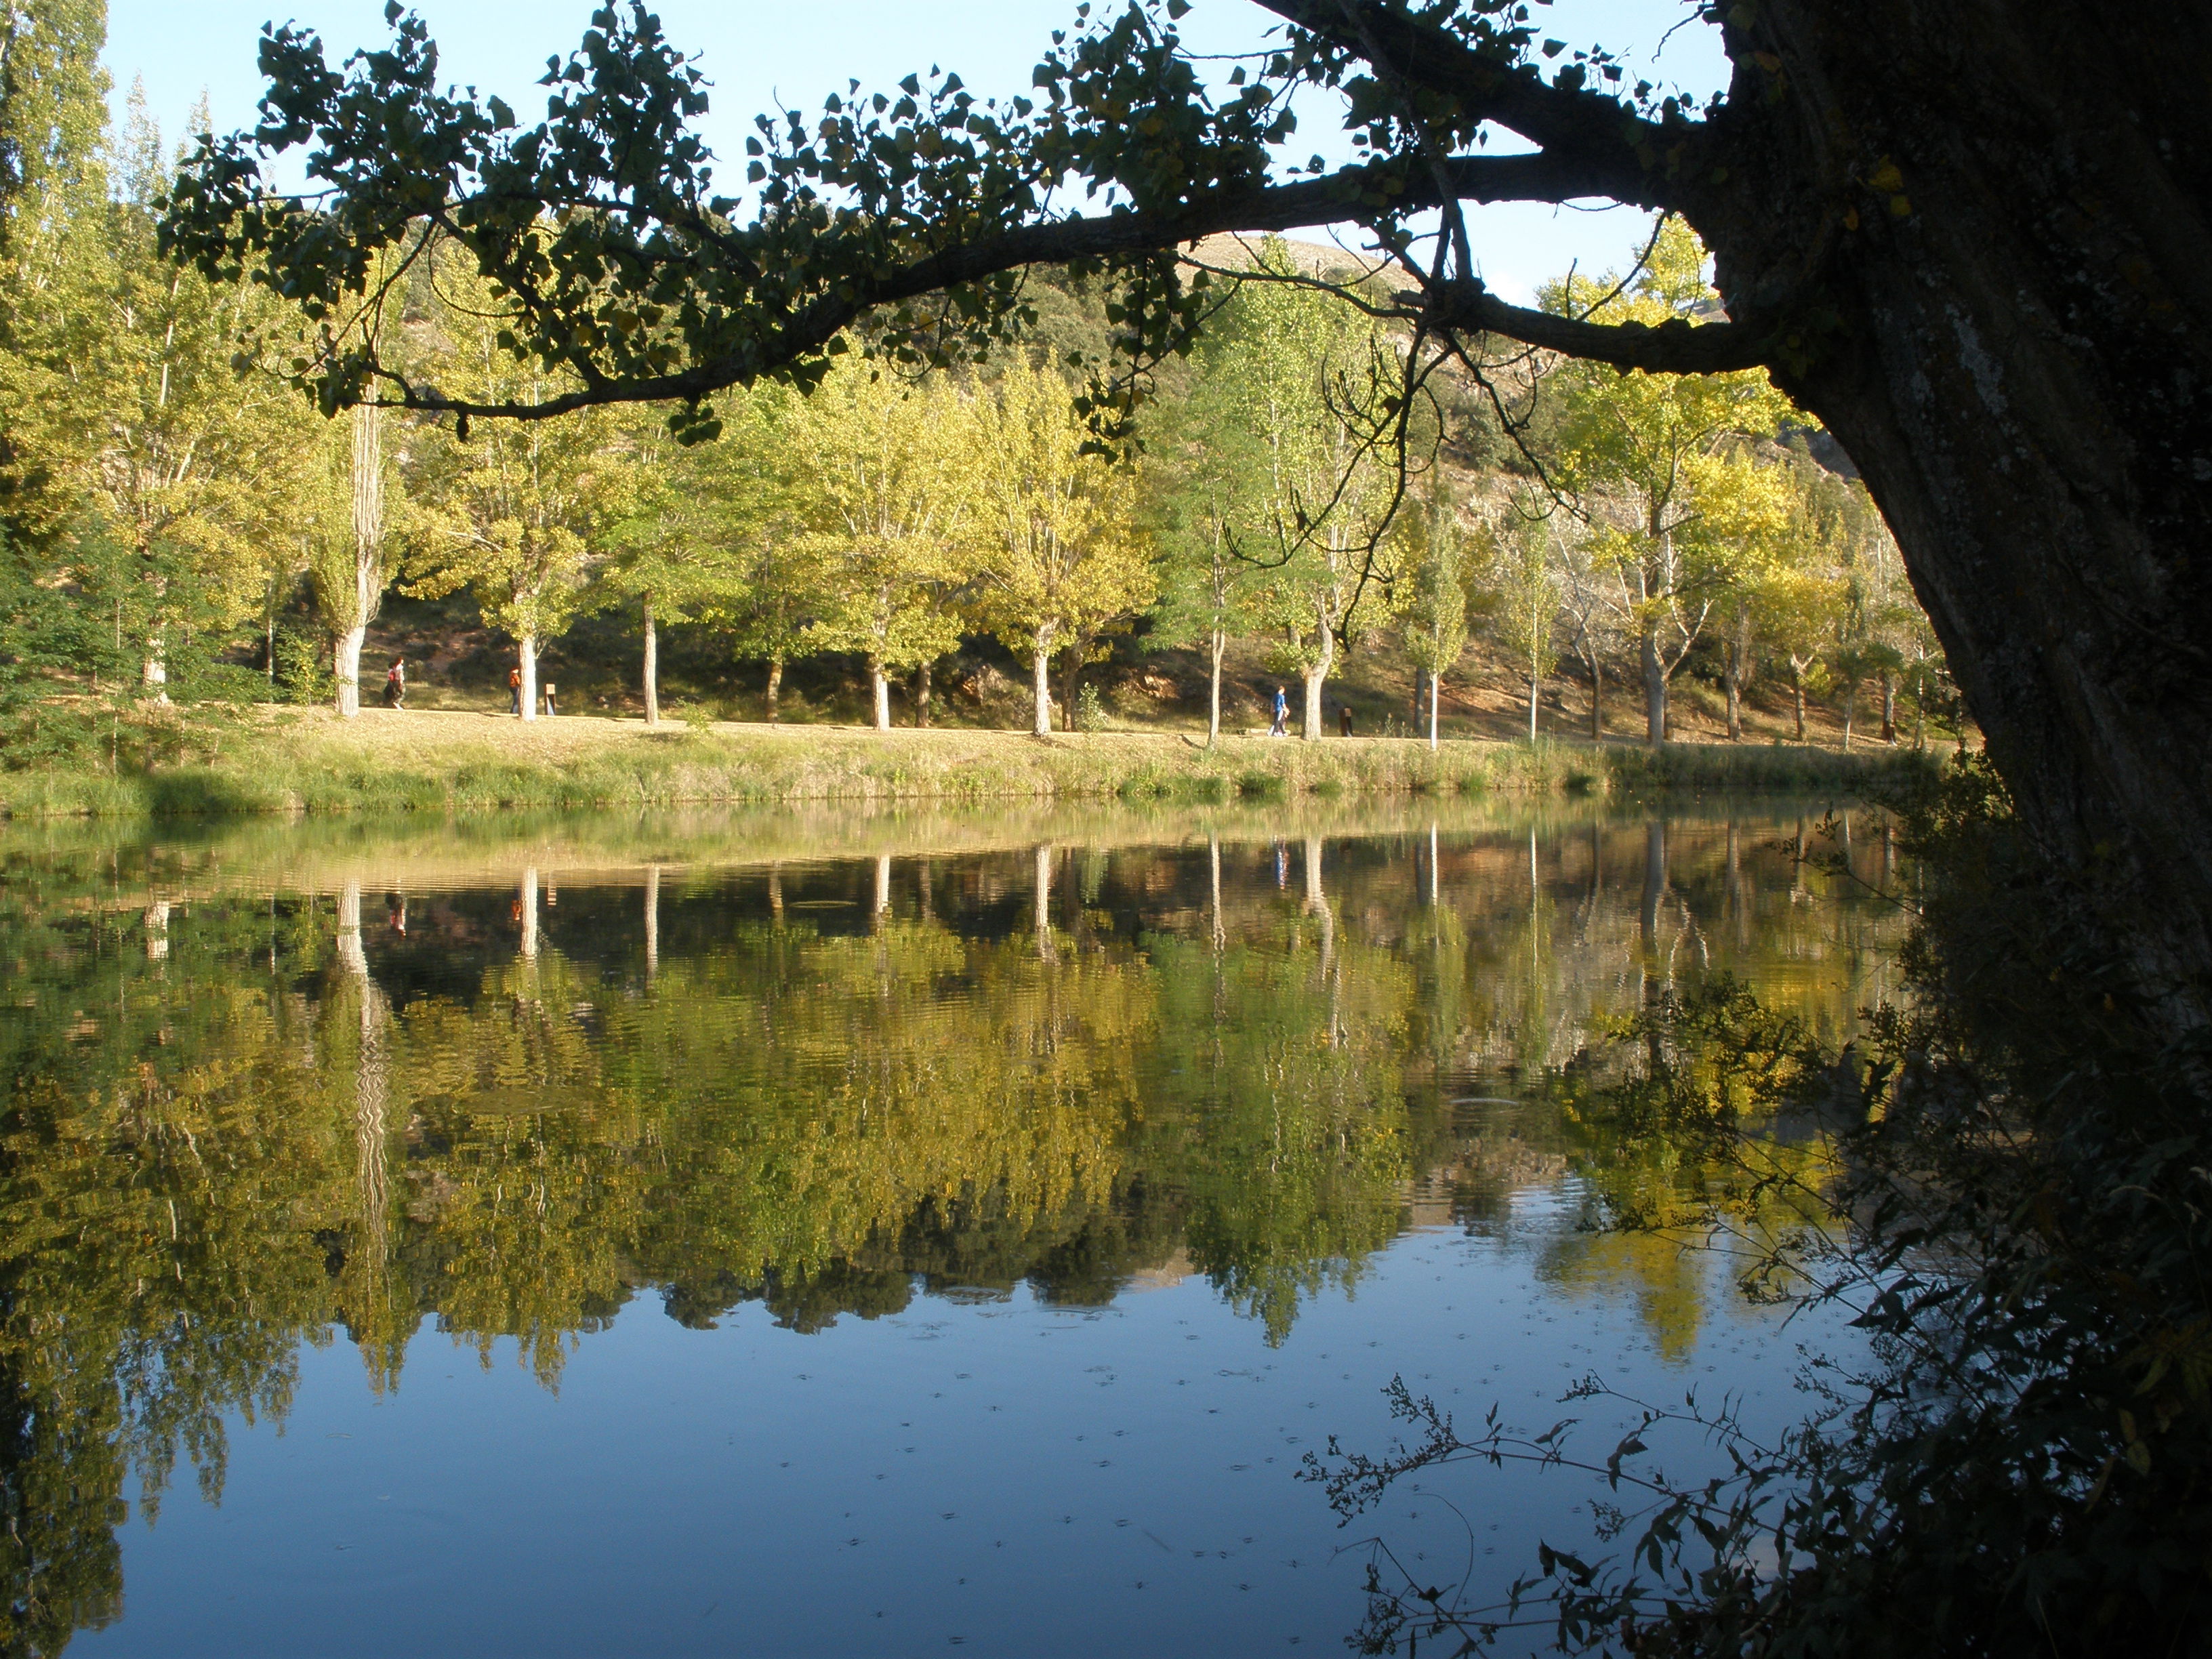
[{"left": 0, "top": 800, "right": 1908, "bottom": 1656}]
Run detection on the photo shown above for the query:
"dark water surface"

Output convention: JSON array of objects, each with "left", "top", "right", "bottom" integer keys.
[{"left": 0, "top": 800, "right": 1906, "bottom": 1656}]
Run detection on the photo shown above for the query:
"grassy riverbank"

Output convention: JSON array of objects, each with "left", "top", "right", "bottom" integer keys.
[{"left": 0, "top": 707, "right": 1939, "bottom": 819}]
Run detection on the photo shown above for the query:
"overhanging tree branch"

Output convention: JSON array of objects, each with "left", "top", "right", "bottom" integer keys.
[
  {"left": 1254, "top": 0, "right": 1688, "bottom": 197},
  {"left": 369, "top": 150, "right": 1717, "bottom": 422},
  {"left": 1422, "top": 277, "right": 1767, "bottom": 375}
]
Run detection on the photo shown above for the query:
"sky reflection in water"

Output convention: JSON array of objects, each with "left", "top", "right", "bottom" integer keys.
[{"left": 0, "top": 802, "right": 1906, "bottom": 1656}]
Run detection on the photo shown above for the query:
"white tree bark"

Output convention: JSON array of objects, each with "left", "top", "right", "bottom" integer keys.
[
  {"left": 335, "top": 400, "right": 386, "bottom": 720},
  {"left": 1300, "top": 613, "right": 1336, "bottom": 741},
  {"left": 1031, "top": 637, "right": 1054, "bottom": 736},
  {"left": 642, "top": 594, "right": 659, "bottom": 726},
  {"left": 1207, "top": 629, "right": 1225, "bottom": 749},
  {"left": 519, "top": 867, "right": 540, "bottom": 958},
  {"left": 335, "top": 623, "right": 367, "bottom": 719},
  {"left": 1033, "top": 842, "right": 1057, "bottom": 961},
  {"left": 870, "top": 660, "right": 891, "bottom": 731},
  {"left": 519, "top": 635, "right": 539, "bottom": 722}
]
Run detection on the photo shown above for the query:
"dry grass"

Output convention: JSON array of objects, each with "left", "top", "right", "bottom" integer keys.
[{"left": 0, "top": 703, "right": 1942, "bottom": 819}]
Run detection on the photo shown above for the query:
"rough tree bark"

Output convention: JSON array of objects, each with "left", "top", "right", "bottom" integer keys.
[
  {"left": 1300, "top": 615, "right": 1335, "bottom": 743},
  {"left": 334, "top": 398, "right": 385, "bottom": 720},
  {"left": 764, "top": 655, "right": 783, "bottom": 723},
  {"left": 868, "top": 658, "right": 890, "bottom": 731},
  {"left": 334, "top": 623, "right": 367, "bottom": 718},
  {"left": 641, "top": 592, "right": 659, "bottom": 727},
  {"left": 1682, "top": 5, "right": 2212, "bottom": 1027},
  {"left": 1639, "top": 631, "right": 1666, "bottom": 748},
  {"left": 517, "top": 635, "right": 537, "bottom": 724},
  {"left": 1030, "top": 629, "right": 1055, "bottom": 737},
  {"left": 914, "top": 659, "right": 931, "bottom": 729}
]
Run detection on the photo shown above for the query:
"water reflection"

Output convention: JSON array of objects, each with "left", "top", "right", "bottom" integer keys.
[{"left": 0, "top": 802, "right": 1902, "bottom": 1655}]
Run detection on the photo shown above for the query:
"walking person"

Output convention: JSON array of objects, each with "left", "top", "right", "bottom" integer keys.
[
  {"left": 542, "top": 682, "right": 558, "bottom": 718},
  {"left": 382, "top": 657, "right": 406, "bottom": 710},
  {"left": 508, "top": 664, "right": 523, "bottom": 716},
  {"left": 1338, "top": 701, "right": 1355, "bottom": 737},
  {"left": 1268, "top": 685, "right": 1289, "bottom": 738}
]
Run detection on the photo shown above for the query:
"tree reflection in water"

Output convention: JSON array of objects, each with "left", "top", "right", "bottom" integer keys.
[{"left": 0, "top": 806, "right": 1904, "bottom": 1653}]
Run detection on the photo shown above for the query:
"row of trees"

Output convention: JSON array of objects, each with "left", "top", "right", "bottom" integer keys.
[{"left": 0, "top": 73, "right": 1940, "bottom": 750}]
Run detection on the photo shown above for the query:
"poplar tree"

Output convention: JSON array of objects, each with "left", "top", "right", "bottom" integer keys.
[
  {"left": 1397, "top": 489, "right": 1471, "bottom": 749},
  {"left": 1479, "top": 512, "right": 1556, "bottom": 745},
  {"left": 680, "top": 384, "right": 820, "bottom": 722},
  {"left": 970, "top": 362, "right": 1153, "bottom": 736},
  {"left": 1209, "top": 247, "right": 1396, "bottom": 740},
  {"left": 1148, "top": 305, "right": 1277, "bottom": 747},
  {"left": 404, "top": 262, "right": 629, "bottom": 720},
  {"left": 790, "top": 365, "right": 970, "bottom": 731},
  {"left": 77, "top": 89, "right": 310, "bottom": 699}
]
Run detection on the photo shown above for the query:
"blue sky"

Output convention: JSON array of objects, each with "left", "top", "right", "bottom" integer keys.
[{"left": 102, "top": 0, "right": 1725, "bottom": 304}]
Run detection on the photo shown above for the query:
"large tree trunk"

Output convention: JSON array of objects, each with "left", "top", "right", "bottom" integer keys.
[
  {"left": 341, "top": 398, "right": 386, "bottom": 720},
  {"left": 1300, "top": 620, "right": 1335, "bottom": 743},
  {"left": 1790, "top": 663, "right": 1806, "bottom": 743},
  {"left": 1031, "top": 632, "right": 1054, "bottom": 736},
  {"left": 1640, "top": 629, "right": 1666, "bottom": 747},
  {"left": 1702, "top": 5, "right": 2212, "bottom": 1030},
  {"left": 915, "top": 659, "right": 931, "bottom": 729},
  {"left": 518, "top": 635, "right": 538, "bottom": 724},
  {"left": 869, "top": 657, "right": 891, "bottom": 731},
  {"left": 1587, "top": 655, "right": 1602, "bottom": 741},
  {"left": 641, "top": 593, "right": 659, "bottom": 726},
  {"left": 1429, "top": 671, "right": 1440, "bottom": 751},
  {"left": 335, "top": 624, "right": 366, "bottom": 719},
  {"left": 765, "top": 655, "right": 783, "bottom": 723}
]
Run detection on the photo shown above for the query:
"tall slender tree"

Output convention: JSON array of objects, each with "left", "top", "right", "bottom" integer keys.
[
  {"left": 1212, "top": 246, "right": 1398, "bottom": 741},
  {"left": 970, "top": 361, "right": 1153, "bottom": 736},
  {"left": 404, "top": 260, "right": 628, "bottom": 720},
  {"left": 1398, "top": 488, "right": 1472, "bottom": 750},
  {"left": 790, "top": 365, "right": 971, "bottom": 732}
]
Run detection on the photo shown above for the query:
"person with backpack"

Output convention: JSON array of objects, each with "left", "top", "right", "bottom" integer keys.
[
  {"left": 382, "top": 657, "right": 406, "bottom": 709},
  {"left": 508, "top": 664, "right": 523, "bottom": 716}
]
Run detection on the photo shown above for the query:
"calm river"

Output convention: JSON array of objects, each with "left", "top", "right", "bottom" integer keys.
[{"left": 0, "top": 799, "right": 1904, "bottom": 1656}]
